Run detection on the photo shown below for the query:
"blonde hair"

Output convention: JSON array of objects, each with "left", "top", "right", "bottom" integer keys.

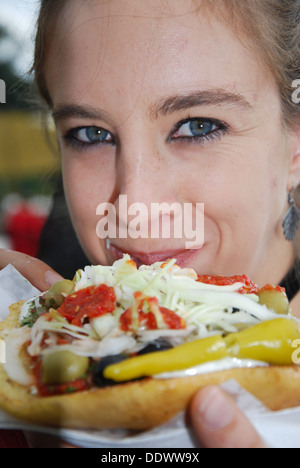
[{"left": 33, "top": 0, "right": 300, "bottom": 128}]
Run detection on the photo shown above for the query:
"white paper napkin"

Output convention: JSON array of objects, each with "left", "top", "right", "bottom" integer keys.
[{"left": 0, "top": 264, "right": 40, "bottom": 321}]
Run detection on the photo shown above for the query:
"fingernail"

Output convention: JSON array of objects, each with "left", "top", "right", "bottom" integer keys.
[
  {"left": 45, "top": 270, "right": 63, "bottom": 287},
  {"left": 198, "top": 387, "right": 234, "bottom": 431}
]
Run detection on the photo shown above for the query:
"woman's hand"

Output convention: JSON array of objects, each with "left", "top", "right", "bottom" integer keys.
[
  {"left": 0, "top": 249, "right": 63, "bottom": 292},
  {"left": 190, "top": 386, "right": 267, "bottom": 448}
]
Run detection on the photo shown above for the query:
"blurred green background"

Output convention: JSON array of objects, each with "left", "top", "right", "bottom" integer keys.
[
  {"left": 0, "top": 7, "right": 89, "bottom": 276},
  {"left": 0, "top": 18, "right": 60, "bottom": 251},
  {"left": 0, "top": 23, "right": 59, "bottom": 200}
]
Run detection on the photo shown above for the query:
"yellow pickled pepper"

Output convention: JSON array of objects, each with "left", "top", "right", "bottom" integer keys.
[
  {"left": 104, "top": 318, "right": 300, "bottom": 382},
  {"left": 225, "top": 318, "right": 300, "bottom": 365},
  {"left": 104, "top": 334, "right": 228, "bottom": 382}
]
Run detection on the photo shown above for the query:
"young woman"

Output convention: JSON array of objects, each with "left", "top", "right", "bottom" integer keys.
[{"left": 2, "top": 0, "right": 300, "bottom": 448}]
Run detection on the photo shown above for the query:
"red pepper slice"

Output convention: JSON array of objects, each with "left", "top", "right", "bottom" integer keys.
[
  {"left": 57, "top": 284, "right": 116, "bottom": 326},
  {"left": 197, "top": 274, "right": 259, "bottom": 294},
  {"left": 120, "top": 294, "right": 185, "bottom": 332}
]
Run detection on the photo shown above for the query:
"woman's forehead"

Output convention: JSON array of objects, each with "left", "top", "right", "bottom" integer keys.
[
  {"left": 45, "top": 0, "right": 275, "bottom": 115},
  {"left": 60, "top": 0, "right": 203, "bottom": 19}
]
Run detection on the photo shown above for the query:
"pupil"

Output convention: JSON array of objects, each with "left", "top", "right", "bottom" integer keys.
[
  {"left": 87, "top": 127, "right": 106, "bottom": 140},
  {"left": 190, "top": 120, "right": 212, "bottom": 136}
]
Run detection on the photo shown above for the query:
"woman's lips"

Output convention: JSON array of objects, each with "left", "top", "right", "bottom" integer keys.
[{"left": 109, "top": 244, "right": 202, "bottom": 268}]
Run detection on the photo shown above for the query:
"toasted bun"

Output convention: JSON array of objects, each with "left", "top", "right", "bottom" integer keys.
[{"left": 1, "top": 303, "right": 300, "bottom": 431}]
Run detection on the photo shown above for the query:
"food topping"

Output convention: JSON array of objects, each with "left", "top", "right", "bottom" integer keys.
[
  {"left": 225, "top": 317, "right": 299, "bottom": 364},
  {"left": 119, "top": 292, "right": 185, "bottom": 332},
  {"left": 6, "top": 254, "right": 298, "bottom": 395},
  {"left": 42, "top": 280, "right": 75, "bottom": 309},
  {"left": 41, "top": 350, "right": 90, "bottom": 385},
  {"left": 197, "top": 274, "right": 259, "bottom": 294},
  {"left": 105, "top": 318, "right": 300, "bottom": 382},
  {"left": 93, "top": 354, "right": 129, "bottom": 387},
  {"left": 104, "top": 334, "right": 228, "bottom": 382},
  {"left": 57, "top": 284, "right": 116, "bottom": 326},
  {"left": 258, "top": 284, "right": 289, "bottom": 315}
]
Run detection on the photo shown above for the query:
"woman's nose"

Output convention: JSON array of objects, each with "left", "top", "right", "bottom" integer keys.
[
  {"left": 116, "top": 141, "right": 167, "bottom": 207},
  {"left": 113, "top": 140, "right": 178, "bottom": 237}
]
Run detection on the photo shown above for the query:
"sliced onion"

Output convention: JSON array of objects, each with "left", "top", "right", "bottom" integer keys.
[
  {"left": 4, "top": 328, "right": 34, "bottom": 386},
  {"left": 41, "top": 334, "right": 137, "bottom": 359},
  {"left": 27, "top": 315, "right": 49, "bottom": 357},
  {"left": 91, "top": 315, "right": 118, "bottom": 338},
  {"left": 138, "top": 326, "right": 194, "bottom": 341}
]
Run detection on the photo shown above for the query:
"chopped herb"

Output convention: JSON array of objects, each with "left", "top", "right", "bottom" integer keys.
[
  {"left": 21, "top": 308, "right": 39, "bottom": 328},
  {"left": 65, "top": 386, "right": 77, "bottom": 393},
  {"left": 20, "top": 299, "right": 48, "bottom": 328}
]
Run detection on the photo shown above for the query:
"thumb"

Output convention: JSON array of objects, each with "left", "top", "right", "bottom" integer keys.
[
  {"left": 0, "top": 249, "right": 63, "bottom": 292},
  {"left": 189, "top": 386, "right": 267, "bottom": 448}
]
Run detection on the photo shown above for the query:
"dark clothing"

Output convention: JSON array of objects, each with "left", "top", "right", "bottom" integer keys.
[{"left": 37, "top": 175, "right": 89, "bottom": 279}]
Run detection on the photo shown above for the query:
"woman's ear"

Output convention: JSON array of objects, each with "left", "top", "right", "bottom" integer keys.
[{"left": 288, "top": 125, "right": 300, "bottom": 191}]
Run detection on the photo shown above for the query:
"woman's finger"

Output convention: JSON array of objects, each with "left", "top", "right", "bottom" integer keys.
[
  {"left": 190, "top": 386, "right": 267, "bottom": 448},
  {"left": 0, "top": 249, "right": 63, "bottom": 292}
]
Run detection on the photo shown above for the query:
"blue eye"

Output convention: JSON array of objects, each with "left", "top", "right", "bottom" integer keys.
[
  {"left": 65, "top": 126, "right": 114, "bottom": 149},
  {"left": 170, "top": 118, "right": 227, "bottom": 143},
  {"left": 76, "top": 127, "right": 113, "bottom": 143},
  {"left": 186, "top": 120, "right": 216, "bottom": 136}
]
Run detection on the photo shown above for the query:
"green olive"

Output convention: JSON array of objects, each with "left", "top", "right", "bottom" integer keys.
[
  {"left": 258, "top": 289, "right": 290, "bottom": 315},
  {"left": 43, "top": 280, "right": 75, "bottom": 309},
  {"left": 41, "top": 350, "right": 89, "bottom": 385}
]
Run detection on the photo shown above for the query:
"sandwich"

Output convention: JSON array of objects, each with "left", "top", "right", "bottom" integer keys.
[{"left": 0, "top": 255, "right": 299, "bottom": 430}]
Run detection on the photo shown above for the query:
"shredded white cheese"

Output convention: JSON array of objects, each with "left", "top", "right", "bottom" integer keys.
[{"left": 19, "top": 255, "right": 294, "bottom": 360}]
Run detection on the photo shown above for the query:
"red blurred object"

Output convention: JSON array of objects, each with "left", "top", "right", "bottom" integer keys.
[
  {"left": 0, "top": 430, "right": 29, "bottom": 448},
  {"left": 4, "top": 201, "right": 48, "bottom": 257}
]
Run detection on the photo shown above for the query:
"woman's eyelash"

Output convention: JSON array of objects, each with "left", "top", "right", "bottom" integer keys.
[
  {"left": 63, "top": 126, "right": 115, "bottom": 150},
  {"left": 63, "top": 118, "right": 228, "bottom": 151},
  {"left": 168, "top": 117, "right": 229, "bottom": 144}
]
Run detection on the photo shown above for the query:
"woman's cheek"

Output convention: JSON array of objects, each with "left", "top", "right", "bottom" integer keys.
[
  {"left": 66, "top": 191, "right": 108, "bottom": 265},
  {"left": 61, "top": 158, "right": 110, "bottom": 259}
]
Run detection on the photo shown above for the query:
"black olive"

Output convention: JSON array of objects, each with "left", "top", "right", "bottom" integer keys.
[
  {"left": 93, "top": 354, "right": 128, "bottom": 387},
  {"left": 137, "top": 338, "right": 173, "bottom": 355}
]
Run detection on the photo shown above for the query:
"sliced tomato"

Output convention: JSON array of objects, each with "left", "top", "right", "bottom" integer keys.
[
  {"left": 38, "top": 376, "right": 92, "bottom": 397},
  {"left": 160, "top": 307, "right": 186, "bottom": 329},
  {"left": 120, "top": 307, "right": 157, "bottom": 331},
  {"left": 119, "top": 295, "right": 185, "bottom": 332},
  {"left": 57, "top": 284, "right": 116, "bottom": 326},
  {"left": 197, "top": 274, "right": 259, "bottom": 294}
]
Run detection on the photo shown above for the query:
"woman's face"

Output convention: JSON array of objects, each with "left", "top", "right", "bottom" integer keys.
[{"left": 45, "top": 0, "right": 295, "bottom": 284}]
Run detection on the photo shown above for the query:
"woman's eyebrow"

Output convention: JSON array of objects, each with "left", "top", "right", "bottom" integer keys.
[
  {"left": 52, "top": 90, "right": 252, "bottom": 123},
  {"left": 52, "top": 104, "right": 109, "bottom": 122},
  {"left": 150, "top": 90, "right": 252, "bottom": 118}
]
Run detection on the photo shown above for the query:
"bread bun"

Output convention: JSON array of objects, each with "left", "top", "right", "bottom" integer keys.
[{"left": 1, "top": 302, "right": 300, "bottom": 430}]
